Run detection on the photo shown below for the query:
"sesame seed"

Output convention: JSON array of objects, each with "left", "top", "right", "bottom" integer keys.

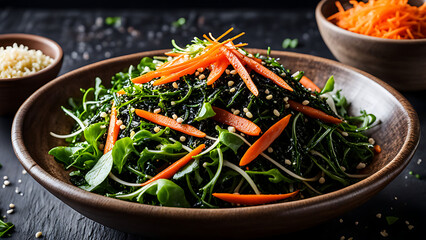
[
  {"left": 380, "top": 230, "right": 388, "bottom": 237},
  {"left": 9, "top": 203, "right": 15, "bottom": 209},
  {"left": 284, "top": 159, "right": 292, "bottom": 165},
  {"left": 243, "top": 108, "right": 249, "bottom": 113},
  {"left": 319, "top": 177, "right": 326, "bottom": 184},
  {"left": 172, "top": 82, "right": 178, "bottom": 88},
  {"left": 376, "top": 213, "right": 382, "bottom": 219},
  {"left": 408, "top": 225, "right": 414, "bottom": 230},
  {"left": 340, "top": 236, "right": 345, "bottom": 240},
  {"left": 368, "top": 137, "right": 375, "bottom": 145},
  {"left": 228, "top": 81, "right": 235, "bottom": 87},
  {"left": 283, "top": 97, "right": 289, "bottom": 102},
  {"left": 355, "top": 221, "right": 359, "bottom": 225},
  {"left": 228, "top": 126, "right": 236, "bottom": 133},
  {"left": 225, "top": 69, "right": 231, "bottom": 75},
  {"left": 199, "top": 74, "right": 206, "bottom": 80},
  {"left": 230, "top": 87, "right": 236, "bottom": 93},
  {"left": 116, "top": 120, "right": 123, "bottom": 126},
  {"left": 202, "top": 162, "right": 208, "bottom": 168},
  {"left": 230, "top": 69, "right": 237, "bottom": 75},
  {"left": 341, "top": 131, "right": 349, "bottom": 137},
  {"left": 176, "top": 117, "right": 184, "bottom": 123},
  {"left": 172, "top": 114, "right": 178, "bottom": 119},
  {"left": 100, "top": 112, "right": 107, "bottom": 118},
  {"left": 195, "top": 71, "right": 200, "bottom": 76},
  {"left": 273, "top": 109, "right": 280, "bottom": 117},
  {"left": 120, "top": 125, "right": 126, "bottom": 130},
  {"left": 233, "top": 110, "right": 240, "bottom": 115},
  {"left": 179, "top": 136, "right": 186, "bottom": 142},
  {"left": 340, "top": 166, "right": 346, "bottom": 172},
  {"left": 339, "top": 218, "right": 344, "bottom": 223},
  {"left": 18, "top": 179, "right": 21, "bottom": 183},
  {"left": 22, "top": 169, "right": 27, "bottom": 175},
  {"left": 100, "top": 125, "right": 106, "bottom": 129},
  {"left": 245, "top": 112, "right": 253, "bottom": 118},
  {"left": 3, "top": 176, "right": 7, "bottom": 180},
  {"left": 130, "top": 107, "right": 135, "bottom": 113},
  {"left": 154, "top": 126, "right": 161, "bottom": 133},
  {"left": 302, "top": 100, "right": 310, "bottom": 105},
  {"left": 3, "top": 180, "right": 10, "bottom": 186},
  {"left": 267, "top": 147, "right": 273, "bottom": 153},
  {"left": 171, "top": 101, "right": 176, "bottom": 106},
  {"left": 266, "top": 94, "right": 273, "bottom": 100},
  {"left": 153, "top": 108, "right": 161, "bottom": 114},
  {"left": 6, "top": 209, "right": 13, "bottom": 214},
  {"left": 130, "top": 131, "right": 136, "bottom": 138},
  {"left": 35, "top": 232, "right": 43, "bottom": 238},
  {"left": 264, "top": 89, "right": 270, "bottom": 94},
  {"left": 197, "top": 67, "right": 204, "bottom": 72},
  {"left": 356, "top": 162, "right": 366, "bottom": 169}
]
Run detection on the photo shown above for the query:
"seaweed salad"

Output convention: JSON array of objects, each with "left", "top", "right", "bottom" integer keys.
[{"left": 49, "top": 28, "right": 380, "bottom": 208}]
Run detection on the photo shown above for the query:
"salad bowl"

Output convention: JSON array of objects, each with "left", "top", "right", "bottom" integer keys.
[{"left": 11, "top": 49, "right": 420, "bottom": 238}]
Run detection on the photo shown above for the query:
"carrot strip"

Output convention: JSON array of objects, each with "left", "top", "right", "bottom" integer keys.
[
  {"left": 239, "top": 114, "right": 292, "bottom": 166},
  {"left": 288, "top": 100, "right": 342, "bottom": 125},
  {"left": 134, "top": 109, "right": 206, "bottom": 138},
  {"left": 220, "top": 47, "right": 259, "bottom": 96},
  {"left": 212, "top": 190, "right": 299, "bottom": 205},
  {"left": 299, "top": 76, "right": 321, "bottom": 93},
  {"left": 328, "top": 0, "right": 426, "bottom": 39},
  {"left": 141, "top": 144, "right": 205, "bottom": 186},
  {"left": 104, "top": 106, "right": 120, "bottom": 154},
  {"left": 207, "top": 57, "right": 229, "bottom": 85},
  {"left": 116, "top": 89, "right": 126, "bottom": 95},
  {"left": 211, "top": 106, "right": 261, "bottom": 136},
  {"left": 230, "top": 49, "right": 293, "bottom": 92},
  {"left": 153, "top": 50, "right": 223, "bottom": 86}
]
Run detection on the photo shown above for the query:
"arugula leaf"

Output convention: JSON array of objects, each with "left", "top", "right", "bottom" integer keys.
[
  {"left": 48, "top": 146, "right": 85, "bottom": 166},
  {"left": 84, "top": 122, "right": 107, "bottom": 156},
  {"left": 112, "top": 137, "right": 137, "bottom": 174},
  {"left": 246, "top": 168, "right": 294, "bottom": 183},
  {"left": 84, "top": 150, "right": 113, "bottom": 189},
  {"left": 320, "top": 76, "right": 335, "bottom": 94},
  {"left": 146, "top": 179, "right": 190, "bottom": 207},
  {"left": 173, "top": 159, "right": 199, "bottom": 180},
  {"left": 194, "top": 101, "right": 216, "bottom": 121}
]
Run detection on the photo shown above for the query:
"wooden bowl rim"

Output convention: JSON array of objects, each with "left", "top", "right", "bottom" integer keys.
[
  {"left": 11, "top": 49, "right": 420, "bottom": 219},
  {"left": 0, "top": 33, "right": 64, "bottom": 82},
  {"left": 316, "top": 0, "right": 426, "bottom": 44}
]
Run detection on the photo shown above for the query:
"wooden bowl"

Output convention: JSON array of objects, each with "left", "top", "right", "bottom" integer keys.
[
  {"left": 0, "top": 33, "right": 63, "bottom": 116},
  {"left": 11, "top": 49, "right": 420, "bottom": 238},
  {"left": 316, "top": 0, "right": 426, "bottom": 91}
]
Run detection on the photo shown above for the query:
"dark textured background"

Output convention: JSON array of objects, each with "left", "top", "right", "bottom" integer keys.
[{"left": 1, "top": 3, "right": 425, "bottom": 240}]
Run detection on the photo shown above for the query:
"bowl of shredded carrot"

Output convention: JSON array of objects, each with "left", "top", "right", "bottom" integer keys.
[{"left": 316, "top": 0, "right": 426, "bottom": 91}]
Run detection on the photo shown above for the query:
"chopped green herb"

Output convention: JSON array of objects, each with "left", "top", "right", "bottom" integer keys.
[
  {"left": 105, "top": 17, "right": 121, "bottom": 26},
  {"left": 282, "top": 38, "right": 299, "bottom": 49},
  {"left": 0, "top": 217, "right": 14, "bottom": 237},
  {"left": 172, "top": 17, "right": 186, "bottom": 28},
  {"left": 386, "top": 216, "right": 399, "bottom": 225}
]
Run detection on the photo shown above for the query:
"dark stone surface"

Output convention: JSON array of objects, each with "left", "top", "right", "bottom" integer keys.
[{"left": 0, "top": 7, "right": 425, "bottom": 240}]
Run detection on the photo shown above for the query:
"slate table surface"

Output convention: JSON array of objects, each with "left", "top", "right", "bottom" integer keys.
[{"left": 0, "top": 6, "right": 425, "bottom": 240}]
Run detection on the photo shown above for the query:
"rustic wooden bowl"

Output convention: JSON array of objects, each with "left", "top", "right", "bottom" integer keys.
[
  {"left": 0, "top": 33, "right": 63, "bottom": 116},
  {"left": 316, "top": 0, "right": 426, "bottom": 91},
  {"left": 11, "top": 49, "right": 420, "bottom": 239}
]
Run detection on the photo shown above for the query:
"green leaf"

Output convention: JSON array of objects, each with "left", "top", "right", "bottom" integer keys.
[
  {"left": 84, "top": 122, "right": 107, "bottom": 156},
  {"left": 0, "top": 217, "right": 14, "bottom": 237},
  {"left": 246, "top": 168, "right": 294, "bottom": 183},
  {"left": 150, "top": 179, "right": 190, "bottom": 207},
  {"left": 320, "top": 75, "right": 335, "bottom": 94},
  {"left": 282, "top": 38, "right": 292, "bottom": 49},
  {"left": 282, "top": 38, "right": 298, "bottom": 49},
  {"left": 48, "top": 146, "right": 84, "bottom": 166},
  {"left": 173, "top": 159, "right": 199, "bottom": 180},
  {"left": 219, "top": 131, "right": 244, "bottom": 154},
  {"left": 105, "top": 16, "right": 121, "bottom": 26},
  {"left": 194, "top": 101, "right": 216, "bottom": 121},
  {"left": 112, "top": 137, "right": 136, "bottom": 174},
  {"left": 84, "top": 150, "right": 113, "bottom": 189},
  {"left": 172, "top": 17, "right": 186, "bottom": 28}
]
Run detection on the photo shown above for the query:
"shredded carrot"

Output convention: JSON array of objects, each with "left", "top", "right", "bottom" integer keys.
[
  {"left": 141, "top": 144, "right": 205, "bottom": 186},
  {"left": 134, "top": 109, "right": 206, "bottom": 138},
  {"left": 288, "top": 100, "right": 342, "bottom": 124},
  {"left": 212, "top": 190, "right": 299, "bottom": 205},
  {"left": 207, "top": 57, "right": 229, "bottom": 85},
  {"left": 211, "top": 106, "right": 261, "bottom": 136},
  {"left": 116, "top": 89, "right": 126, "bottom": 95},
  {"left": 230, "top": 48, "right": 294, "bottom": 92},
  {"left": 220, "top": 46, "right": 259, "bottom": 96},
  {"left": 299, "top": 76, "right": 321, "bottom": 93},
  {"left": 328, "top": 0, "right": 426, "bottom": 39},
  {"left": 104, "top": 106, "right": 120, "bottom": 154},
  {"left": 239, "top": 114, "right": 292, "bottom": 166}
]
